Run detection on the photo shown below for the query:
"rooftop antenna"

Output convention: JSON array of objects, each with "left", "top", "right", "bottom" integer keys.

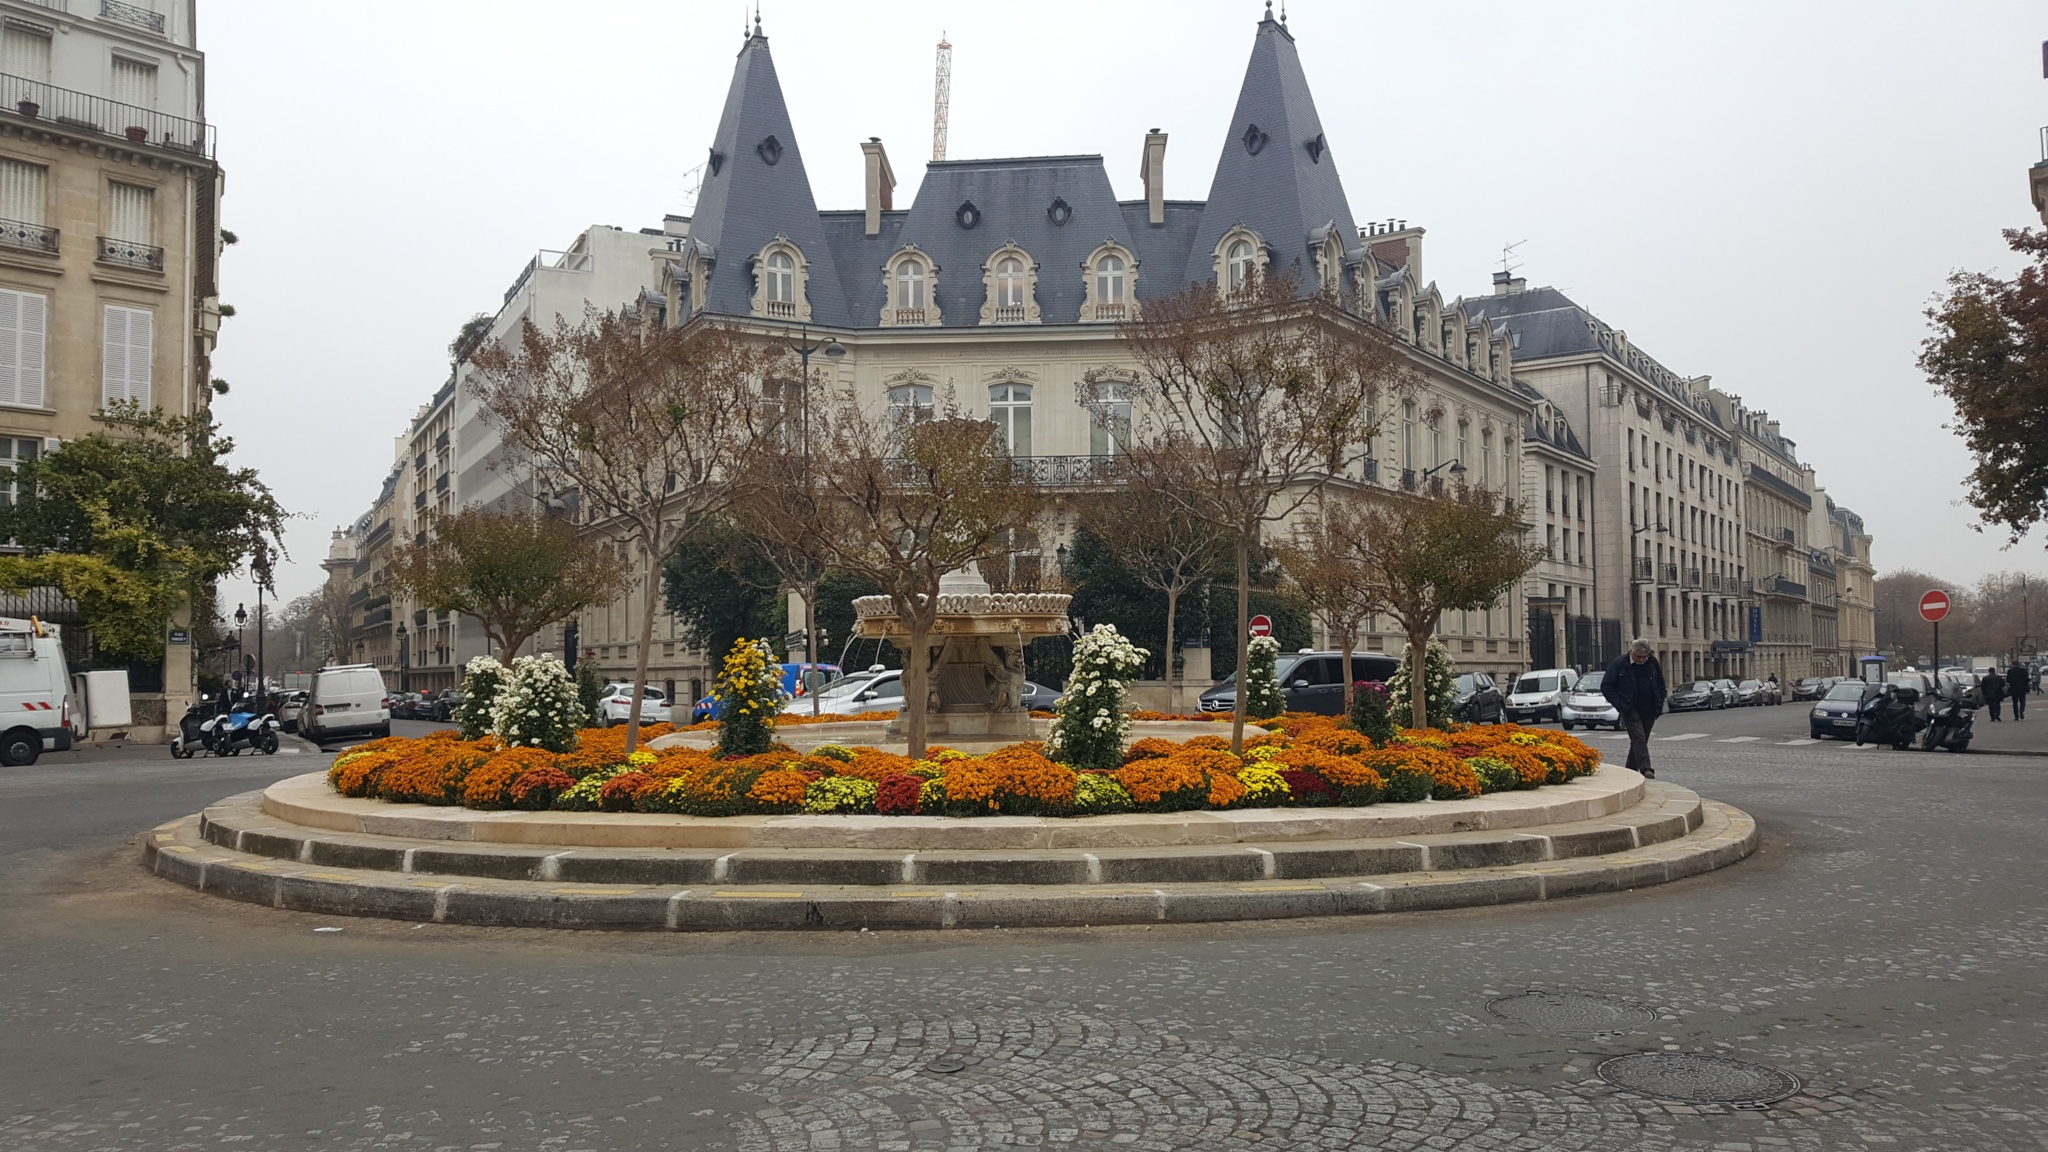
[
  {"left": 1499, "top": 239, "right": 1527, "bottom": 277},
  {"left": 932, "top": 33, "right": 953, "bottom": 161}
]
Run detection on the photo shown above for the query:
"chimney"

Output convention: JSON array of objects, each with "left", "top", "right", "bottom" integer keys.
[
  {"left": 1491, "top": 270, "right": 1513, "bottom": 295},
  {"left": 662, "top": 214, "right": 690, "bottom": 238},
  {"left": 1140, "top": 129, "right": 1168, "bottom": 225},
  {"left": 1766, "top": 419, "right": 1782, "bottom": 439},
  {"left": 861, "top": 137, "right": 896, "bottom": 237},
  {"left": 1363, "top": 220, "right": 1425, "bottom": 285}
]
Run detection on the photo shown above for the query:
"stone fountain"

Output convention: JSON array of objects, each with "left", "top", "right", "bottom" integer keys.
[{"left": 851, "top": 563, "right": 1072, "bottom": 741}]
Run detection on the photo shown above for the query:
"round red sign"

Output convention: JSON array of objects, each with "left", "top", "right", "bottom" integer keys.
[
  {"left": 1919, "top": 590, "right": 1951, "bottom": 623},
  {"left": 1248, "top": 614, "right": 1273, "bottom": 638}
]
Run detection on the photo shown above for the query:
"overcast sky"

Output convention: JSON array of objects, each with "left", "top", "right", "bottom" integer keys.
[{"left": 207, "top": 0, "right": 2046, "bottom": 612}]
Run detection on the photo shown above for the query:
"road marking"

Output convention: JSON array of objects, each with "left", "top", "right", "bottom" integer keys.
[
  {"left": 1596, "top": 733, "right": 1630, "bottom": 741},
  {"left": 1234, "top": 884, "right": 1325, "bottom": 892},
  {"left": 892, "top": 890, "right": 976, "bottom": 898},
  {"left": 551, "top": 887, "right": 636, "bottom": 895},
  {"left": 1780, "top": 738, "right": 1819, "bottom": 745},
  {"left": 1654, "top": 733, "right": 1709, "bottom": 741},
  {"left": 715, "top": 890, "right": 803, "bottom": 899},
  {"left": 1718, "top": 736, "right": 1762, "bottom": 743}
]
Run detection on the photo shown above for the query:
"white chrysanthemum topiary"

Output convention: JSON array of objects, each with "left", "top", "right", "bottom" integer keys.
[
  {"left": 1241, "top": 634, "right": 1286, "bottom": 720},
  {"left": 1048, "top": 624, "right": 1148, "bottom": 771},
  {"left": 454, "top": 655, "right": 505, "bottom": 740},
  {"left": 1387, "top": 635, "right": 1457, "bottom": 730},
  {"left": 488, "top": 654, "right": 585, "bottom": 753}
]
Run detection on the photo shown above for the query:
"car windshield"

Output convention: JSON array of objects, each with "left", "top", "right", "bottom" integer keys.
[
  {"left": 1739, "top": 681, "right": 1761, "bottom": 690},
  {"left": 1515, "top": 675, "right": 1558, "bottom": 694},
  {"left": 1574, "top": 672, "right": 1603, "bottom": 691},
  {"left": 816, "top": 674, "right": 879, "bottom": 700},
  {"left": 1689, "top": 681, "right": 1715, "bottom": 692},
  {"left": 1824, "top": 682, "right": 1868, "bottom": 701},
  {"left": 1456, "top": 674, "right": 1482, "bottom": 691}
]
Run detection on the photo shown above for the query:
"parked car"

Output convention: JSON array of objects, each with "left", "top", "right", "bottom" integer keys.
[
  {"left": 430, "top": 690, "right": 463, "bottom": 723},
  {"left": 1018, "top": 681, "right": 1064, "bottom": 712},
  {"left": 597, "top": 683, "right": 672, "bottom": 726},
  {"left": 1810, "top": 679, "right": 1883, "bottom": 739},
  {"left": 1452, "top": 672, "right": 1504, "bottom": 724},
  {"left": 1711, "top": 679, "right": 1739, "bottom": 706},
  {"left": 1198, "top": 651, "right": 1402, "bottom": 717},
  {"left": 1559, "top": 670, "right": 1620, "bottom": 730},
  {"left": 276, "top": 690, "right": 308, "bottom": 733},
  {"left": 1505, "top": 668, "right": 1578, "bottom": 723},
  {"left": 1667, "top": 680, "right": 1722, "bottom": 712},
  {"left": 1734, "top": 679, "right": 1766, "bottom": 706},
  {"left": 299, "top": 664, "right": 392, "bottom": 744},
  {"left": 807, "top": 669, "right": 905, "bottom": 716},
  {"left": 1790, "top": 677, "right": 1832, "bottom": 702}
]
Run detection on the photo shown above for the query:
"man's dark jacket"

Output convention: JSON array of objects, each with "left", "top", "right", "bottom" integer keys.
[
  {"left": 2009, "top": 664, "right": 2032, "bottom": 697},
  {"left": 1602, "top": 653, "right": 1667, "bottom": 719}
]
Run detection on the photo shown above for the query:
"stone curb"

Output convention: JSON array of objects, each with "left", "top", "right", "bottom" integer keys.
[
  {"left": 141, "top": 797, "right": 1758, "bottom": 931},
  {"left": 257, "top": 766, "right": 1649, "bottom": 851},
  {"left": 196, "top": 784, "right": 1705, "bottom": 889}
]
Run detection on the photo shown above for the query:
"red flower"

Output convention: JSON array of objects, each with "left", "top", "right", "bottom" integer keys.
[{"left": 876, "top": 774, "right": 924, "bottom": 815}]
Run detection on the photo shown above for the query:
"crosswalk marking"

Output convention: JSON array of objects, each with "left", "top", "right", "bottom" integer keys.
[
  {"left": 1780, "top": 738, "right": 1819, "bottom": 745},
  {"left": 1655, "top": 732, "right": 1710, "bottom": 741},
  {"left": 1718, "top": 736, "right": 1761, "bottom": 743}
]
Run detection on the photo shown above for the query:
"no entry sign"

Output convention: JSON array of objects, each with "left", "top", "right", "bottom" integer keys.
[
  {"left": 1919, "top": 590, "right": 1951, "bottom": 623},
  {"left": 1248, "top": 614, "right": 1273, "bottom": 638}
]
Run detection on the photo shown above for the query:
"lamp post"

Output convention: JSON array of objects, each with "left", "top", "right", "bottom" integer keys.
[
  {"left": 1417, "top": 459, "right": 1466, "bottom": 490},
  {"left": 252, "top": 540, "right": 271, "bottom": 708},
  {"left": 394, "top": 621, "right": 409, "bottom": 695},
  {"left": 784, "top": 324, "right": 845, "bottom": 717},
  {"left": 233, "top": 603, "right": 247, "bottom": 696}
]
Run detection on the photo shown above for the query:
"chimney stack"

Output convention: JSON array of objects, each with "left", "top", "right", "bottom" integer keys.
[
  {"left": 1364, "top": 220, "right": 1426, "bottom": 285},
  {"left": 861, "top": 137, "right": 896, "bottom": 237},
  {"left": 1140, "top": 129, "right": 1168, "bottom": 225}
]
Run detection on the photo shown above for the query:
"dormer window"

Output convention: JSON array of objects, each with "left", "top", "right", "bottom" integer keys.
[
  {"left": 976, "top": 243, "right": 1039, "bottom": 325},
  {"left": 881, "top": 246, "right": 941, "bottom": 326},
  {"left": 1228, "top": 241, "right": 1254, "bottom": 291},
  {"left": 1214, "top": 226, "right": 1266, "bottom": 296},
  {"left": 1080, "top": 242, "right": 1138, "bottom": 323},
  {"left": 996, "top": 259, "right": 1026, "bottom": 307},
  {"left": 749, "top": 238, "right": 810, "bottom": 321}
]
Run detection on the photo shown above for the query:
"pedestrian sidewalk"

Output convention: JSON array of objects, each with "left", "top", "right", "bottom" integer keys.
[{"left": 1966, "top": 707, "right": 2048, "bottom": 756}]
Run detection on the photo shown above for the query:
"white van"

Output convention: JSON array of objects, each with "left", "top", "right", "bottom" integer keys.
[
  {"left": 299, "top": 664, "right": 391, "bottom": 743},
  {"left": 1506, "top": 667, "right": 1579, "bottom": 724},
  {"left": 0, "top": 616, "right": 74, "bottom": 765}
]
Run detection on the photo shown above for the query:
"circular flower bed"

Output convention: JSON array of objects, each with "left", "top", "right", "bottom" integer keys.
[{"left": 325, "top": 715, "right": 1602, "bottom": 818}]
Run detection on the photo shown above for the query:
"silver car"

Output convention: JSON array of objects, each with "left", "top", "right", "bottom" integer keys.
[{"left": 1559, "top": 671, "right": 1619, "bottom": 730}]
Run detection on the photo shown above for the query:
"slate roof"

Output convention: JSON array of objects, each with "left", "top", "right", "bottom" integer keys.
[
  {"left": 687, "top": 11, "right": 1364, "bottom": 329},
  {"left": 1465, "top": 285, "right": 1716, "bottom": 424},
  {"left": 1513, "top": 380, "right": 1591, "bottom": 462}
]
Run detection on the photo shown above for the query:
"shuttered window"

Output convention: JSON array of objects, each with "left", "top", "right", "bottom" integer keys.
[
  {"left": 0, "top": 159, "right": 43, "bottom": 225},
  {"left": 0, "top": 288, "right": 45, "bottom": 409},
  {"left": 110, "top": 56, "right": 157, "bottom": 108},
  {"left": 108, "top": 182, "right": 152, "bottom": 244},
  {"left": 2, "top": 27, "right": 50, "bottom": 83},
  {"left": 101, "top": 304, "right": 151, "bottom": 408}
]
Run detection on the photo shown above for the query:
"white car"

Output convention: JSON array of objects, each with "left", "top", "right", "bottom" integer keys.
[
  {"left": 1559, "top": 670, "right": 1620, "bottom": 730},
  {"left": 1506, "top": 668, "right": 1579, "bottom": 724},
  {"left": 797, "top": 669, "right": 905, "bottom": 717},
  {"left": 598, "top": 684, "right": 672, "bottom": 726}
]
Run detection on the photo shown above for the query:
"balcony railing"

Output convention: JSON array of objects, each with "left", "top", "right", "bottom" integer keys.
[
  {"left": 96, "top": 235, "right": 163, "bottom": 271},
  {"left": 1362, "top": 458, "right": 1378, "bottom": 483},
  {"left": 1093, "top": 302, "right": 1127, "bottom": 321},
  {"left": 99, "top": 0, "right": 164, "bottom": 32},
  {"left": 1400, "top": 468, "right": 1417, "bottom": 492},
  {"left": 0, "top": 217, "right": 56, "bottom": 254},
  {"left": 1732, "top": 577, "right": 1754, "bottom": 599},
  {"left": 989, "top": 305, "right": 1029, "bottom": 324},
  {"left": 434, "top": 430, "right": 449, "bottom": 451},
  {"left": 892, "top": 308, "right": 931, "bottom": 325},
  {"left": 1707, "top": 571, "right": 1722, "bottom": 593},
  {"left": 1759, "top": 574, "right": 1807, "bottom": 599},
  {"left": 0, "top": 72, "right": 213, "bottom": 158},
  {"left": 1684, "top": 568, "right": 1702, "bottom": 589},
  {"left": 434, "top": 473, "right": 448, "bottom": 493},
  {"left": 762, "top": 299, "right": 797, "bottom": 319},
  {"left": 1659, "top": 563, "right": 1679, "bottom": 586},
  {"left": 1778, "top": 527, "right": 1796, "bottom": 544},
  {"left": 1632, "top": 557, "right": 1653, "bottom": 583}
]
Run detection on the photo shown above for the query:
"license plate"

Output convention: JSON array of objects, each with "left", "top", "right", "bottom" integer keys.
[{"left": 1833, "top": 718, "right": 1854, "bottom": 726}]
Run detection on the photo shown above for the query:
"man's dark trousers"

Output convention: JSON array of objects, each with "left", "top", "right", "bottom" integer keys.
[{"left": 1623, "top": 711, "right": 1656, "bottom": 774}]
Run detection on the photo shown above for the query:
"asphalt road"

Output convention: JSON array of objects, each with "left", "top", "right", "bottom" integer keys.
[{"left": 4, "top": 727, "right": 2048, "bottom": 1150}]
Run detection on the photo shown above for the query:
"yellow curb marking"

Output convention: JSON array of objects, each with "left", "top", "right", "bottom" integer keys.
[
  {"left": 298, "top": 871, "right": 356, "bottom": 881},
  {"left": 154, "top": 833, "right": 174, "bottom": 842},
  {"left": 551, "top": 887, "right": 637, "bottom": 895},
  {"left": 890, "top": 891, "right": 976, "bottom": 898},
  {"left": 412, "top": 881, "right": 454, "bottom": 889},
  {"left": 162, "top": 845, "right": 194, "bottom": 854},
  {"left": 1233, "top": 884, "right": 1324, "bottom": 892},
  {"left": 715, "top": 890, "right": 804, "bottom": 899}
]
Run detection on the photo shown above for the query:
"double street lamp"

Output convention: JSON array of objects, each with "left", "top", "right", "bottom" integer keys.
[{"left": 784, "top": 325, "right": 844, "bottom": 717}]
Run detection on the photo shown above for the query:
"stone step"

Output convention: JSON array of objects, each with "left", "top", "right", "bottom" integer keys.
[
  {"left": 142, "top": 796, "right": 1756, "bottom": 931},
  {"left": 194, "top": 784, "right": 1704, "bottom": 888}
]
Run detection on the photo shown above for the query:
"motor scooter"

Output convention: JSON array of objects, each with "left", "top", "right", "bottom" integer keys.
[
  {"left": 1922, "top": 688, "right": 1976, "bottom": 753},
  {"left": 202, "top": 693, "right": 281, "bottom": 756},
  {"left": 170, "top": 696, "right": 213, "bottom": 759},
  {"left": 1855, "top": 684, "right": 1924, "bottom": 750}
]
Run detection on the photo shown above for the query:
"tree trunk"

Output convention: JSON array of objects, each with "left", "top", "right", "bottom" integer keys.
[
  {"left": 1162, "top": 586, "right": 1179, "bottom": 714},
  {"left": 1340, "top": 632, "right": 1356, "bottom": 719},
  {"left": 623, "top": 559, "right": 659, "bottom": 756},
  {"left": 1407, "top": 625, "right": 1431, "bottom": 731},
  {"left": 901, "top": 620, "right": 932, "bottom": 758},
  {"left": 805, "top": 581, "right": 820, "bottom": 718},
  {"left": 1231, "top": 535, "right": 1250, "bottom": 754}
]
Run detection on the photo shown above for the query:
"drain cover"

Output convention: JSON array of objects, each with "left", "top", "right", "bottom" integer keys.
[
  {"left": 924, "top": 1057, "right": 966, "bottom": 1074},
  {"left": 1485, "top": 990, "right": 1656, "bottom": 1036},
  {"left": 1597, "top": 1052, "right": 1800, "bottom": 1105}
]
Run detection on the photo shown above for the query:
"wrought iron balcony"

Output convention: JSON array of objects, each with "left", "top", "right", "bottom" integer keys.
[
  {"left": 0, "top": 71, "right": 212, "bottom": 157},
  {"left": 1707, "top": 571, "right": 1722, "bottom": 593},
  {"left": 1684, "top": 568, "right": 1702, "bottom": 589},
  {"left": 0, "top": 217, "right": 56, "bottom": 254},
  {"left": 1758, "top": 574, "right": 1806, "bottom": 599},
  {"left": 1659, "top": 563, "right": 1679, "bottom": 586},
  {"left": 99, "top": 0, "right": 164, "bottom": 32},
  {"left": 1732, "top": 576, "right": 1754, "bottom": 599},
  {"left": 1632, "top": 557, "right": 1654, "bottom": 584},
  {"left": 434, "top": 473, "right": 448, "bottom": 493},
  {"left": 1361, "top": 457, "right": 1378, "bottom": 483},
  {"left": 96, "top": 235, "right": 163, "bottom": 271},
  {"left": 1400, "top": 467, "right": 1417, "bottom": 492}
]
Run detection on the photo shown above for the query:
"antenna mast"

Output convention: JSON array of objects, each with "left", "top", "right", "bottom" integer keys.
[{"left": 932, "top": 33, "right": 952, "bottom": 161}]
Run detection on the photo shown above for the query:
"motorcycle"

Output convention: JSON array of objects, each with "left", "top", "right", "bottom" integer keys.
[
  {"left": 170, "top": 697, "right": 215, "bottom": 759},
  {"left": 1921, "top": 690, "right": 1976, "bottom": 753},
  {"left": 201, "top": 694, "right": 282, "bottom": 756},
  {"left": 1855, "top": 685, "right": 1925, "bottom": 751}
]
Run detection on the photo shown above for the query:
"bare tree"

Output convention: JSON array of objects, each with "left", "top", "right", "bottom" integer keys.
[
  {"left": 1091, "top": 270, "right": 1405, "bottom": 750},
  {"left": 387, "top": 506, "right": 629, "bottom": 662},
  {"left": 469, "top": 310, "right": 778, "bottom": 754},
  {"left": 1338, "top": 485, "right": 1545, "bottom": 729},
  {"left": 1274, "top": 492, "right": 1383, "bottom": 718},
  {"left": 781, "top": 397, "right": 1045, "bottom": 757},
  {"left": 310, "top": 577, "right": 355, "bottom": 664},
  {"left": 1077, "top": 479, "right": 1228, "bottom": 710}
]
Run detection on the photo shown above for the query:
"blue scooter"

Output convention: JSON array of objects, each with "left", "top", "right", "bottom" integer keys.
[{"left": 201, "top": 693, "right": 281, "bottom": 756}]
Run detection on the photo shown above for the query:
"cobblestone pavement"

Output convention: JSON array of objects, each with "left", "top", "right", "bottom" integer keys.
[{"left": 4, "top": 738, "right": 2047, "bottom": 1150}]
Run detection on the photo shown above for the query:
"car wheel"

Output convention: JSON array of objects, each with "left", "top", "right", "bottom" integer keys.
[
  {"left": 1560, "top": 721, "right": 1573, "bottom": 731},
  {"left": 0, "top": 727, "right": 39, "bottom": 766}
]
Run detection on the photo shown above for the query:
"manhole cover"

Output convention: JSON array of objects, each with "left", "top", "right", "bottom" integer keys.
[
  {"left": 924, "top": 1057, "right": 966, "bottom": 1074},
  {"left": 1486, "top": 990, "right": 1656, "bottom": 1036},
  {"left": 1597, "top": 1052, "right": 1801, "bottom": 1105}
]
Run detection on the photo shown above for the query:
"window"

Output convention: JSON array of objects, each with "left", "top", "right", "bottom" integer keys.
[
  {"left": 978, "top": 243, "right": 1038, "bottom": 324},
  {"left": 101, "top": 304, "right": 152, "bottom": 407},
  {"left": 1095, "top": 254, "right": 1125, "bottom": 305},
  {"left": 765, "top": 251, "right": 794, "bottom": 304},
  {"left": 1081, "top": 242, "right": 1136, "bottom": 322},
  {"left": 1089, "top": 379, "right": 1131, "bottom": 457},
  {"left": 0, "top": 437, "right": 40, "bottom": 506},
  {"left": 1, "top": 25, "right": 49, "bottom": 83},
  {"left": 1400, "top": 401, "right": 1415, "bottom": 469},
  {"left": 995, "top": 258, "right": 1025, "bottom": 308},
  {"left": 988, "top": 382, "right": 1032, "bottom": 457},
  {"left": 1480, "top": 428, "right": 1493, "bottom": 486},
  {"left": 1456, "top": 421, "right": 1469, "bottom": 470},
  {"left": 110, "top": 56, "right": 158, "bottom": 109},
  {"left": 1227, "top": 241, "right": 1253, "bottom": 291},
  {"left": 0, "top": 288, "right": 46, "bottom": 409},
  {"left": 108, "top": 182, "right": 153, "bottom": 244},
  {"left": 886, "top": 382, "right": 933, "bottom": 424},
  {"left": 0, "top": 159, "right": 44, "bottom": 230}
]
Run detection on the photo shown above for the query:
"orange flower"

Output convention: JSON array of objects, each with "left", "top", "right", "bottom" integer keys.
[
  {"left": 747, "top": 768, "right": 813, "bottom": 811},
  {"left": 1207, "top": 772, "right": 1248, "bottom": 808},
  {"left": 459, "top": 747, "right": 562, "bottom": 808},
  {"left": 940, "top": 747, "right": 1077, "bottom": 814},
  {"left": 1112, "top": 755, "right": 1212, "bottom": 808},
  {"left": 1121, "top": 737, "right": 1183, "bottom": 764}
]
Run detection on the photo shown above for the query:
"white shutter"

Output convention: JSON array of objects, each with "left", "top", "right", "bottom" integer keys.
[
  {"left": 0, "top": 291, "right": 18, "bottom": 408},
  {"left": 122, "top": 307, "right": 151, "bottom": 407},
  {"left": 108, "top": 183, "right": 153, "bottom": 245},
  {"left": 2, "top": 28, "right": 50, "bottom": 84},
  {"left": 0, "top": 159, "right": 44, "bottom": 226},
  {"left": 111, "top": 57, "right": 157, "bottom": 109},
  {"left": 18, "top": 290, "right": 42, "bottom": 407},
  {"left": 102, "top": 306, "right": 128, "bottom": 405}
]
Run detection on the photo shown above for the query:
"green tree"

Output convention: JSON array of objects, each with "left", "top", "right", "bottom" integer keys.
[
  {"left": 1919, "top": 228, "right": 2048, "bottom": 545},
  {"left": 661, "top": 517, "right": 786, "bottom": 674},
  {"left": 1386, "top": 636, "right": 1457, "bottom": 731},
  {"left": 0, "top": 405, "right": 284, "bottom": 662},
  {"left": 1076, "top": 481, "right": 1227, "bottom": 706},
  {"left": 388, "top": 506, "right": 628, "bottom": 661}
]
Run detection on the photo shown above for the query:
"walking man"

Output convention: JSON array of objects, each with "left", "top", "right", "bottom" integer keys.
[
  {"left": 1602, "top": 639, "right": 1668, "bottom": 780},
  {"left": 1982, "top": 668, "right": 2006, "bottom": 722},
  {"left": 2006, "top": 660, "right": 2029, "bottom": 721}
]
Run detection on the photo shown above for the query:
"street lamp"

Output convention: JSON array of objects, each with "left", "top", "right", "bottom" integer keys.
[
  {"left": 394, "top": 622, "right": 409, "bottom": 694},
  {"left": 252, "top": 540, "right": 271, "bottom": 706},
  {"left": 785, "top": 324, "right": 845, "bottom": 717},
  {"left": 1417, "top": 460, "right": 1467, "bottom": 482},
  {"left": 233, "top": 603, "right": 247, "bottom": 694}
]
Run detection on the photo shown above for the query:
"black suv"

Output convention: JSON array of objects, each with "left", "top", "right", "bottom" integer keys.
[
  {"left": 1452, "top": 672, "right": 1505, "bottom": 723},
  {"left": 1198, "top": 651, "right": 1402, "bottom": 716}
]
